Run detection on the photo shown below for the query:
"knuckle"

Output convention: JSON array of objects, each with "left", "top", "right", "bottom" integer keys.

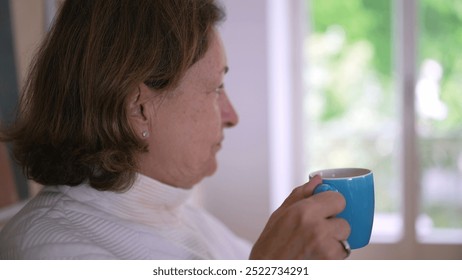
[
  {"left": 334, "top": 217, "right": 351, "bottom": 239},
  {"left": 291, "top": 185, "right": 304, "bottom": 197},
  {"left": 341, "top": 218, "right": 351, "bottom": 233},
  {"left": 331, "top": 192, "right": 347, "bottom": 212}
]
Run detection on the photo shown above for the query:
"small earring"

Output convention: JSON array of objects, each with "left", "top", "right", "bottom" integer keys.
[{"left": 142, "top": 131, "right": 149, "bottom": 138}]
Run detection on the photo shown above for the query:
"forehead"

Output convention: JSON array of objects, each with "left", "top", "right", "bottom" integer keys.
[
  {"left": 200, "top": 30, "right": 226, "bottom": 70},
  {"left": 182, "top": 30, "right": 227, "bottom": 86}
]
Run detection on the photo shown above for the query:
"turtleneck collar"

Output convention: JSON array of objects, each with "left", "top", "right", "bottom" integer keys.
[{"left": 63, "top": 173, "right": 194, "bottom": 227}]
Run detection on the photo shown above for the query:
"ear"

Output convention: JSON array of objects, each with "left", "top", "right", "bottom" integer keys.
[{"left": 126, "top": 83, "right": 154, "bottom": 138}]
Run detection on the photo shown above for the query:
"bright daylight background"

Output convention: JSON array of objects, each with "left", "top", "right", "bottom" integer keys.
[
  {"left": 1, "top": 0, "right": 462, "bottom": 259},
  {"left": 305, "top": 0, "right": 462, "bottom": 235}
]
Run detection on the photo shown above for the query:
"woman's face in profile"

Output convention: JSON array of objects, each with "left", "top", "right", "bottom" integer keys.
[{"left": 138, "top": 30, "right": 239, "bottom": 188}]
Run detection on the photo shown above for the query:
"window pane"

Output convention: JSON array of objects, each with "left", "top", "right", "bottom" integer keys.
[
  {"left": 304, "top": 0, "right": 400, "bottom": 234},
  {"left": 417, "top": 0, "right": 462, "bottom": 234}
]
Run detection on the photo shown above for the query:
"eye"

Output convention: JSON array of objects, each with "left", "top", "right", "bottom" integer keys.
[{"left": 214, "top": 83, "right": 225, "bottom": 95}]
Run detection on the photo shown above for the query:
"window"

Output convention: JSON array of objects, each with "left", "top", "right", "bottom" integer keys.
[
  {"left": 305, "top": 0, "right": 399, "bottom": 240},
  {"left": 417, "top": 0, "right": 462, "bottom": 240},
  {"left": 302, "top": 0, "right": 462, "bottom": 258}
]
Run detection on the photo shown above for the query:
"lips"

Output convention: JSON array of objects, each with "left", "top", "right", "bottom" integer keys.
[{"left": 215, "top": 137, "right": 224, "bottom": 151}]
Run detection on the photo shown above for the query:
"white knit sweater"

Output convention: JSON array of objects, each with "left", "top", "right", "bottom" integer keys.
[{"left": 0, "top": 174, "right": 251, "bottom": 259}]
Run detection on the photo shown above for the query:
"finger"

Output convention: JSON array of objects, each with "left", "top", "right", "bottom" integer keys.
[
  {"left": 339, "top": 240, "right": 351, "bottom": 259},
  {"left": 279, "top": 175, "right": 322, "bottom": 209},
  {"left": 296, "top": 190, "right": 347, "bottom": 219},
  {"left": 326, "top": 218, "right": 351, "bottom": 259},
  {"left": 297, "top": 218, "right": 350, "bottom": 260},
  {"left": 330, "top": 217, "right": 351, "bottom": 241},
  {"left": 313, "top": 219, "right": 351, "bottom": 260},
  {"left": 303, "top": 175, "right": 323, "bottom": 198}
]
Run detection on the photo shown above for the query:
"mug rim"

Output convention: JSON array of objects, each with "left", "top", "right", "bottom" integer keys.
[{"left": 309, "top": 167, "right": 372, "bottom": 180}]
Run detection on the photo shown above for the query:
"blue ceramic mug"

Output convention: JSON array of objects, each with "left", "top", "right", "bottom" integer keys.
[{"left": 310, "top": 168, "right": 374, "bottom": 249}]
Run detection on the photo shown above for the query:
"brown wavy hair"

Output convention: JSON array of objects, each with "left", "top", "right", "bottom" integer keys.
[{"left": 0, "top": 0, "right": 225, "bottom": 192}]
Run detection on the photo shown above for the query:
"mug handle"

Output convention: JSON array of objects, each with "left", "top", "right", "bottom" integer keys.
[{"left": 313, "top": 183, "right": 339, "bottom": 195}]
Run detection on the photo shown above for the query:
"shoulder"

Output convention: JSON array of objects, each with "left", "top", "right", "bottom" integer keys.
[{"left": 0, "top": 186, "right": 114, "bottom": 259}]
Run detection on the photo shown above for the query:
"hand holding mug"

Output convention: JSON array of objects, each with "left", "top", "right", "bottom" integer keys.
[
  {"left": 250, "top": 175, "right": 351, "bottom": 259},
  {"left": 310, "top": 168, "right": 375, "bottom": 250}
]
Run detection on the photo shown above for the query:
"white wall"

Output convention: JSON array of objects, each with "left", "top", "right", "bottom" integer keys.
[{"left": 202, "top": 0, "right": 271, "bottom": 243}]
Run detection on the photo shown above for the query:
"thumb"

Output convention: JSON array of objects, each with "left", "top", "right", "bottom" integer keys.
[{"left": 279, "top": 175, "right": 322, "bottom": 209}]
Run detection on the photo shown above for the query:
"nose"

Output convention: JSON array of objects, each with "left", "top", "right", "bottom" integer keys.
[{"left": 219, "top": 92, "right": 239, "bottom": 128}]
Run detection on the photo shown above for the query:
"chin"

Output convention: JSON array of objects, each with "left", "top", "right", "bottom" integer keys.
[
  {"left": 185, "top": 158, "right": 218, "bottom": 188},
  {"left": 205, "top": 158, "right": 218, "bottom": 177}
]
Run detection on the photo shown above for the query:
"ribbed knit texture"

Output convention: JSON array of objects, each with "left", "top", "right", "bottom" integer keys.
[{"left": 0, "top": 174, "right": 251, "bottom": 259}]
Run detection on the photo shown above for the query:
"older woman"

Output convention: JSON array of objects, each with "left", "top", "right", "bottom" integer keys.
[{"left": 0, "top": 0, "right": 349, "bottom": 259}]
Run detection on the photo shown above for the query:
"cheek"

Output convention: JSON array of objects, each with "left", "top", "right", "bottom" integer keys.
[
  {"left": 158, "top": 100, "right": 220, "bottom": 161},
  {"left": 189, "top": 99, "right": 222, "bottom": 137},
  {"left": 174, "top": 105, "right": 222, "bottom": 178}
]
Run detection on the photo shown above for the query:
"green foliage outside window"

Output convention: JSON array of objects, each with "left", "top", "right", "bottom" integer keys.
[{"left": 306, "top": 0, "right": 462, "bottom": 228}]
